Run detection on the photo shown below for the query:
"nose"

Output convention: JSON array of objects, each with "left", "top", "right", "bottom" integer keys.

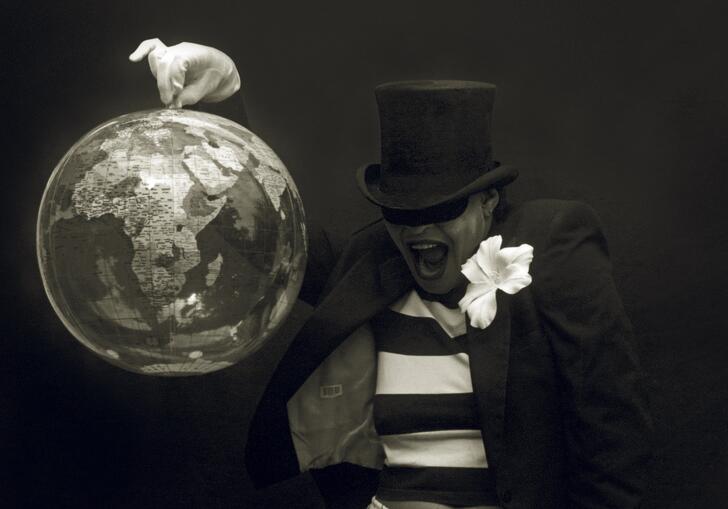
[{"left": 405, "top": 224, "right": 434, "bottom": 235}]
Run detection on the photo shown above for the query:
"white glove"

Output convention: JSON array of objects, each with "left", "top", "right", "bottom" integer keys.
[{"left": 129, "top": 38, "right": 241, "bottom": 108}]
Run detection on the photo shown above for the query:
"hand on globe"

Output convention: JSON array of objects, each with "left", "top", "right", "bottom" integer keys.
[{"left": 129, "top": 39, "right": 241, "bottom": 108}]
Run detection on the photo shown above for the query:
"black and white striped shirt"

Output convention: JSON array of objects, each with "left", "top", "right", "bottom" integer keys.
[{"left": 371, "top": 290, "right": 500, "bottom": 507}]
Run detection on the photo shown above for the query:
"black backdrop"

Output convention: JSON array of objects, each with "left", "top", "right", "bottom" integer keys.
[{"left": 4, "top": 1, "right": 728, "bottom": 507}]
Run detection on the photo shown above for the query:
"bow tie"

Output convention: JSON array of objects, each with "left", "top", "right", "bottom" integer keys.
[{"left": 414, "top": 277, "right": 468, "bottom": 310}]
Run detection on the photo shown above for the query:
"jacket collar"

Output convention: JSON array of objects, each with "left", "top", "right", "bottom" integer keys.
[{"left": 378, "top": 251, "right": 414, "bottom": 298}]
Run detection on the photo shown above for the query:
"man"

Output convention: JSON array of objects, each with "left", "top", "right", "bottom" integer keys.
[{"left": 131, "top": 40, "right": 653, "bottom": 509}]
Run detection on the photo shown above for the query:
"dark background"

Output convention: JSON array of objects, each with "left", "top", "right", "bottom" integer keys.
[{"left": 3, "top": 1, "right": 728, "bottom": 507}]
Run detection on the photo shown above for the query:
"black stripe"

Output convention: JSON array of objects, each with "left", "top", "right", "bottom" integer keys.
[
  {"left": 371, "top": 309, "right": 466, "bottom": 355},
  {"left": 377, "top": 466, "right": 499, "bottom": 506},
  {"left": 374, "top": 393, "right": 480, "bottom": 435}
]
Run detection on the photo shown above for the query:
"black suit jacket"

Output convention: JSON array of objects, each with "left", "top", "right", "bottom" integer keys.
[{"left": 245, "top": 199, "right": 653, "bottom": 509}]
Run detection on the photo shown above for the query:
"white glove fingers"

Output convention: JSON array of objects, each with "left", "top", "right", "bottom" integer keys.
[
  {"left": 129, "top": 38, "right": 167, "bottom": 62},
  {"left": 156, "top": 54, "right": 187, "bottom": 105},
  {"left": 130, "top": 39, "right": 241, "bottom": 106}
]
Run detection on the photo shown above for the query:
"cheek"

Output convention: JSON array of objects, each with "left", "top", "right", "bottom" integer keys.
[{"left": 443, "top": 217, "right": 486, "bottom": 263}]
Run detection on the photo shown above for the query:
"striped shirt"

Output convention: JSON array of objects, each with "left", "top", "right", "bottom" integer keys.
[{"left": 371, "top": 290, "right": 500, "bottom": 506}]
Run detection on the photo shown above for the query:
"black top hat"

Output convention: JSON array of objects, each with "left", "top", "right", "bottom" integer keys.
[{"left": 356, "top": 80, "right": 518, "bottom": 210}]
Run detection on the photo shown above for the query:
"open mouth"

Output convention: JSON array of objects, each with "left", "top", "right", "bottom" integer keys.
[{"left": 408, "top": 241, "right": 449, "bottom": 280}]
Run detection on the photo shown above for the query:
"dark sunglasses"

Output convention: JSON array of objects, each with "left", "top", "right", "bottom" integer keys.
[{"left": 381, "top": 197, "right": 469, "bottom": 226}]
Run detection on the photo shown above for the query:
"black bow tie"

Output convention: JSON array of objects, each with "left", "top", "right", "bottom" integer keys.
[{"left": 414, "top": 278, "right": 468, "bottom": 310}]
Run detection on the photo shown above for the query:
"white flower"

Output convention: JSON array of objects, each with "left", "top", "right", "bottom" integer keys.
[{"left": 458, "top": 235, "right": 534, "bottom": 329}]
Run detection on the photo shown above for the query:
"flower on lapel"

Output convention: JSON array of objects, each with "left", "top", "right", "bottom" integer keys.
[{"left": 458, "top": 235, "right": 534, "bottom": 329}]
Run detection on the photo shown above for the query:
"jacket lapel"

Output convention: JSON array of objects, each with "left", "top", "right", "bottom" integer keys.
[
  {"left": 465, "top": 216, "right": 517, "bottom": 473},
  {"left": 466, "top": 289, "right": 512, "bottom": 474}
]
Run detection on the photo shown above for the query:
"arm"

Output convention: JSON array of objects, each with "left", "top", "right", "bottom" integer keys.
[{"left": 531, "top": 202, "right": 653, "bottom": 508}]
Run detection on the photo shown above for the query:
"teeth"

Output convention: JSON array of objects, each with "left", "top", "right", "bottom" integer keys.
[{"left": 410, "top": 242, "right": 439, "bottom": 250}]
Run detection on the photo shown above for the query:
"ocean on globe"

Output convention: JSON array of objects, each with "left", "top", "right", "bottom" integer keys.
[{"left": 37, "top": 109, "right": 307, "bottom": 376}]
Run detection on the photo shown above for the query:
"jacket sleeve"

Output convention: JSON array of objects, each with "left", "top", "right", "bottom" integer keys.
[
  {"left": 531, "top": 202, "right": 653, "bottom": 508},
  {"left": 298, "top": 223, "right": 338, "bottom": 306}
]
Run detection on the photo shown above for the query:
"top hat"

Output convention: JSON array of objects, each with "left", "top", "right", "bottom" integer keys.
[{"left": 356, "top": 80, "right": 518, "bottom": 210}]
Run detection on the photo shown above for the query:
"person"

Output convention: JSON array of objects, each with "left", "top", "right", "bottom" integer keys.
[{"left": 130, "top": 39, "right": 653, "bottom": 509}]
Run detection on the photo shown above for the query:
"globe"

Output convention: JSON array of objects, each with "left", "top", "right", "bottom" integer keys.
[{"left": 37, "top": 109, "right": 307, "bottom": 376}]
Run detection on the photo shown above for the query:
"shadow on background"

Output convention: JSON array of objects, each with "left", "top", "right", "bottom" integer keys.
[{"left": 3, "top": 1, "right": 728, "bottom": 507}]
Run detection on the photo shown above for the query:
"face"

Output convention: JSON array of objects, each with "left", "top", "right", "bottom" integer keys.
[{"left": 384, "top": 190, "right": 499, "bottom": 295}]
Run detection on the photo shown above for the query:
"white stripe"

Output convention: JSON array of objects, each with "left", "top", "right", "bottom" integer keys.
[
  {"left": 381, "top": 429, "right": 488, "bottom": 468},
  {"left": 390, "top": 290, "right": 466, "bottom": 338},
  {"left": 376, "top": 351, "right": 473, "bottom": 394}
]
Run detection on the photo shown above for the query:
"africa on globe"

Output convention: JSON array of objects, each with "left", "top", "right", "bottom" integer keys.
[{"left": 37, "top": 109, "right": 307, "bottom": 375}]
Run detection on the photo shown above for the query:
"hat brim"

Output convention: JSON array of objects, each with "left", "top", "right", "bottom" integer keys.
[{"left": 356, "top": 162, "right": 518, "bottom": 210}]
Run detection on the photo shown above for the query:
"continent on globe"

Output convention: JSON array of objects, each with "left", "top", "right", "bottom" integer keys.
[{"left": 37, "top": 109, "right": 307, "bottom": 375}]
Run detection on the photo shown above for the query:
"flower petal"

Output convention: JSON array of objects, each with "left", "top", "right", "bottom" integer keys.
[
  {"left": 464, "top": 288, "right": 498, "bottom": 329},
  {"left": 475, "top": 235, "right": 503, "bottom": 275},
  {"left": 500, "top": 261, "right": 528, "bottom": 283},
  {"left": 459, "top": 238, "right": 534, "bottom": 328},
  {"left": 498, "top": 273, "right": 532, "bottom": 294},
  {"left": 461, "top": 256, "right": 489, "bottom": 284},
  {"left": 458, "top": 281, "right": 495, "bottom": 310},
  {"left": 497, "top": 244, "right": 533, "bottom": 267}
]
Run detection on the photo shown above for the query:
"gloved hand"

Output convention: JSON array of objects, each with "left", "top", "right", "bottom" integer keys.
[{"left": 129, "top": 38, "right": 241, "bottom": 108}]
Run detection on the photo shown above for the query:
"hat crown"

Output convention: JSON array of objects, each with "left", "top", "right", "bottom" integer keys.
[
  {"left": 376, "top": 80, "right": 496, "bottom": 184},
  {"left": 357, "top": 80, "right": 517, "bottom": 210}
]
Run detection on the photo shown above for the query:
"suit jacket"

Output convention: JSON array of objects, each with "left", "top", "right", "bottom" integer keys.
[{"left": 245, "top": 199, "right": 653, "bottom": 509}]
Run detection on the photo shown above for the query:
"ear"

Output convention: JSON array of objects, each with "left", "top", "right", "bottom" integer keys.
[{"left": 481, "top": 189, "right": 500, "bottom": 216}]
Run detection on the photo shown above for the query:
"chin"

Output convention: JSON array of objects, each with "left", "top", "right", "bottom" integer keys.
[{"left": 413, "top": 277, "right": 451, "bottom": 295}]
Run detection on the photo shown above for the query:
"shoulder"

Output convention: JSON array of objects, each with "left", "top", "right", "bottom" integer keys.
[
  {"left": 350, "top": 217, "right": 393, "bottom": 247},
  {"left": 338, "top": 217, "right": 398, "bottom": 262},
  {"left": 511, "top": 200, "right": 614, "bottom": 303},
  {"left": 317, "top": 217, "right": 399, "bottom": 297},
  {"left": 501, "top": 198, "right": 610, "bottom": 284},
  {"left": 506, "top": 199, "right": 601, "bottom": 235},
  {"left": 500, "top": 199, "right": 603, "bottom": 253}
]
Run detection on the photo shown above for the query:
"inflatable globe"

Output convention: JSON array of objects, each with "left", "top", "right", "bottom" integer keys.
[{"left": 37, "top": 109, "right": 307, "bottom": 375}]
